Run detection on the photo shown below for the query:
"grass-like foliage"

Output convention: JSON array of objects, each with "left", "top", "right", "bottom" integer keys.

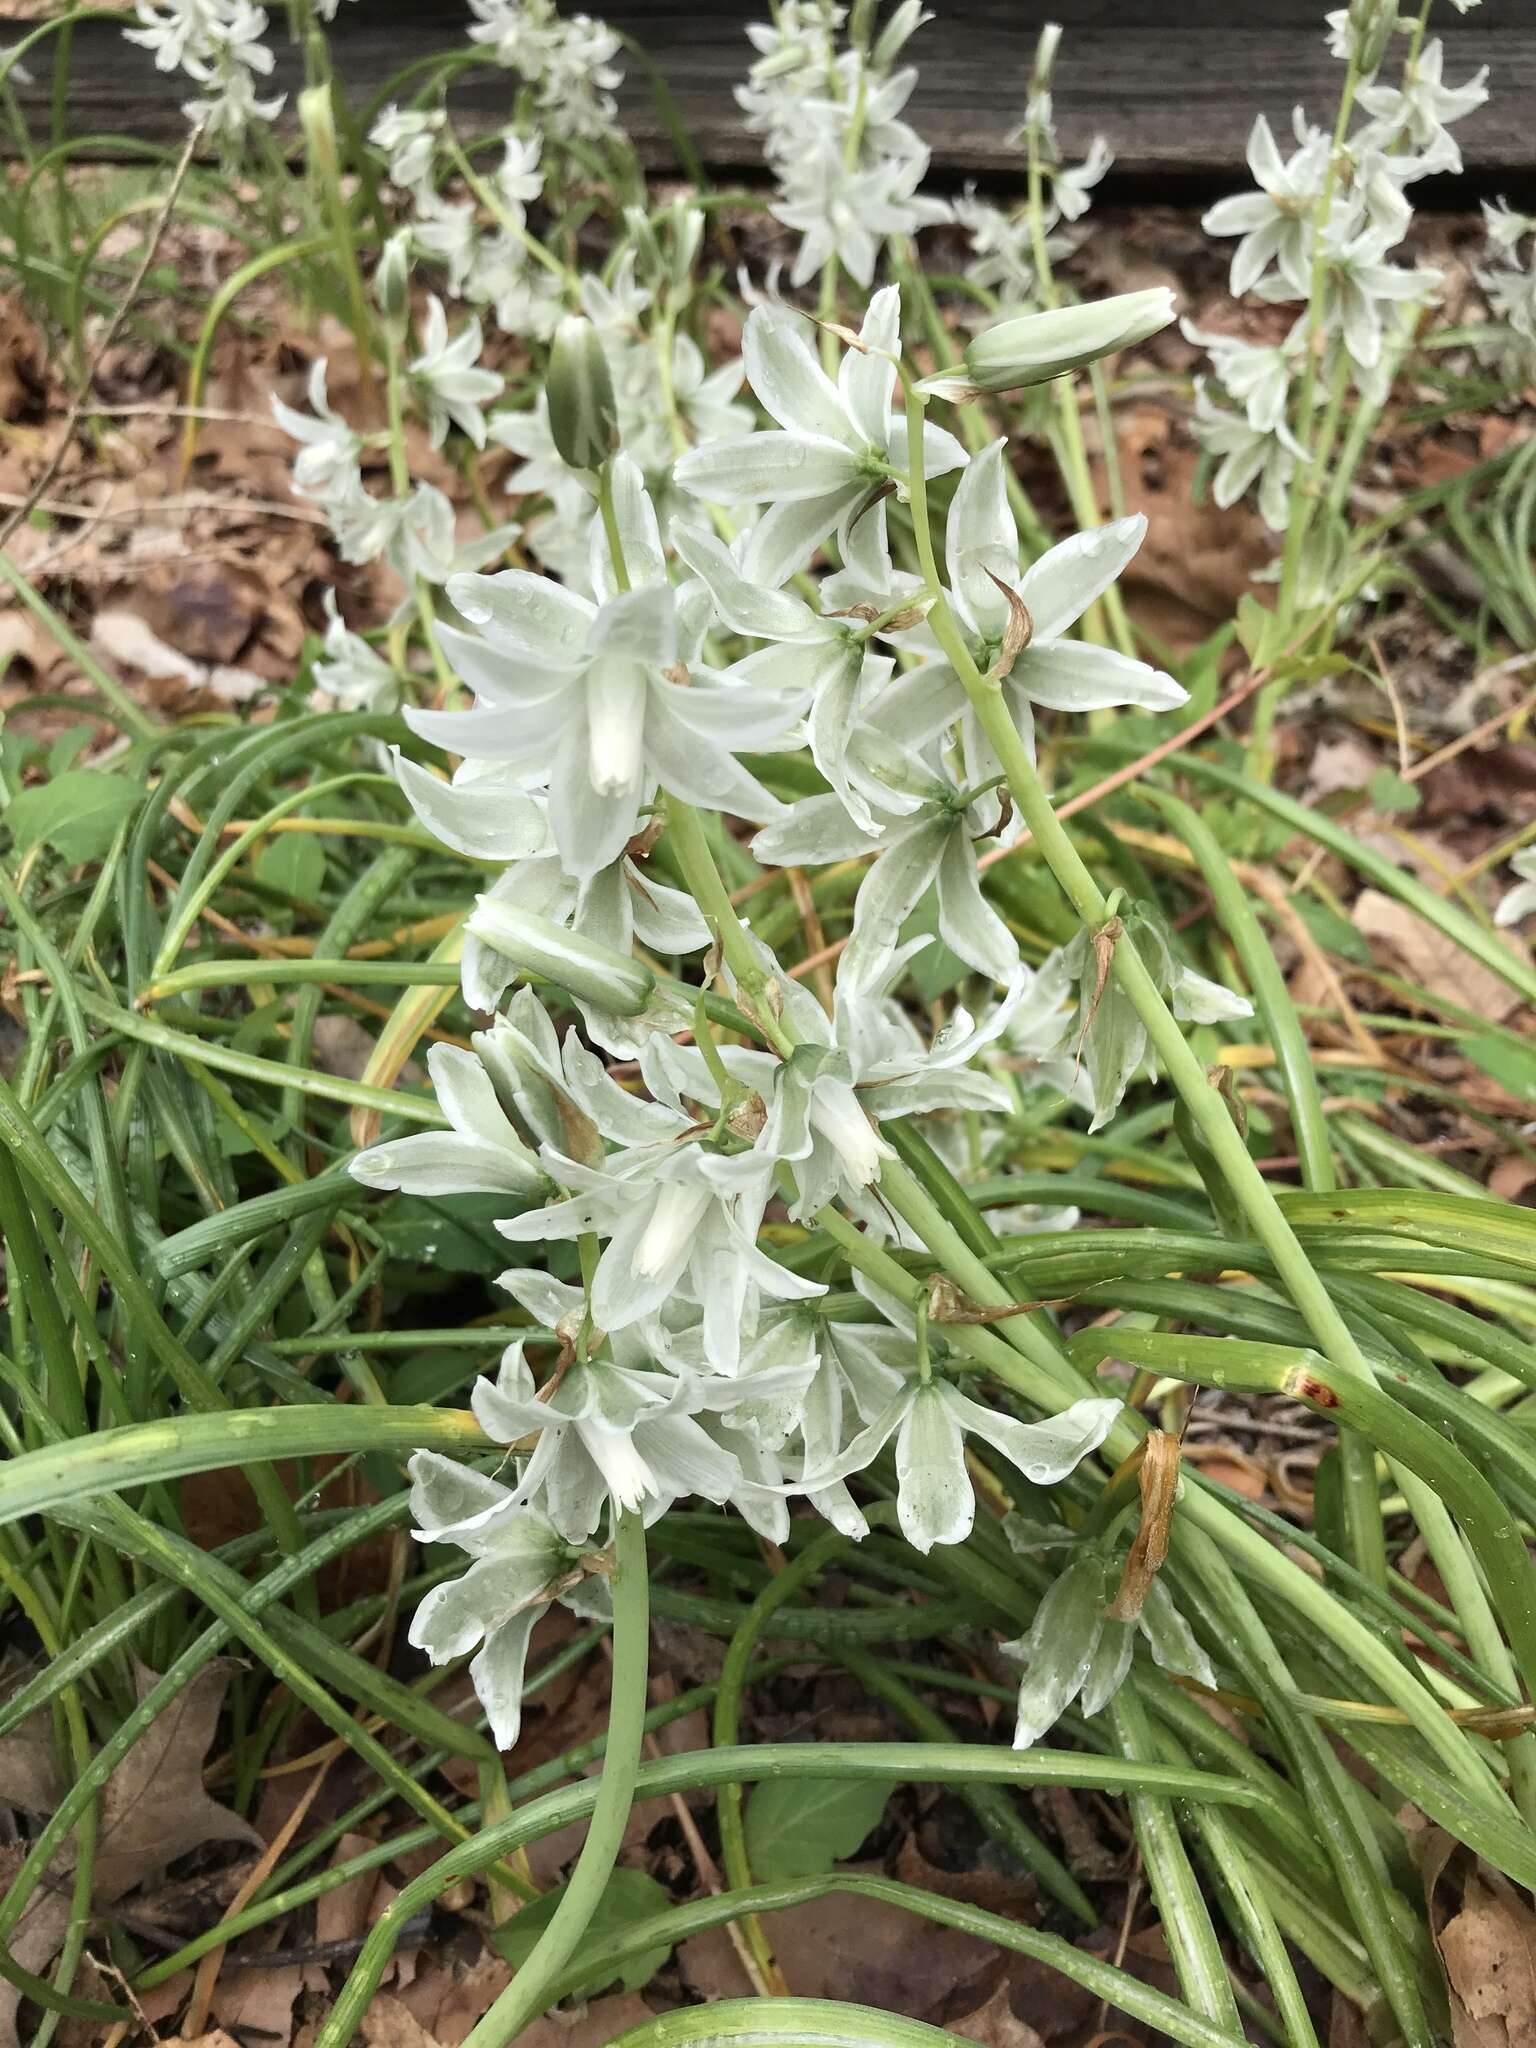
[{"left": 1, "top": 2, "right": 1535, "bottom": 2044}]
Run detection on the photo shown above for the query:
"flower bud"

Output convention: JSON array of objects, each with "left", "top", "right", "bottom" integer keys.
[
  {"left": 546, "top": 315, "right": 619, "bottom": 472},
  {"left": 922, "top": 288, "right": 1176, "bottom": 400},
  {"left": 375, "top": 229, "right": 412, "bottom": 326},
  {"left": 465, "top": 898, "right": 654, "bottom": 1015},
  {"left": 871, "top": 0, "right": 930, "bottom": 71}
]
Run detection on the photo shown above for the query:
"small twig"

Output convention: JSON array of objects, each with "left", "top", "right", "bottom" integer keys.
[{"left": 0, "top": 120, "right": 205, "bottom": 553}]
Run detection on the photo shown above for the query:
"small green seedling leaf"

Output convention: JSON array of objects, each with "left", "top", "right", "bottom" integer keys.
[
  {"left": 5, "top": 769, "right": 139, "bottom": 864},
  {"left": 744, "top": 1773, "right": 895, "bottom": 1882},
  {"left": 255, "top": 832, "right": 327, "bottom": 902},
  {"left": 1366, "top": 766, "right": 1420, "bottom": 816},
  {"left": 491, "top": 1867, "right": 673, "bottom": 1994}
]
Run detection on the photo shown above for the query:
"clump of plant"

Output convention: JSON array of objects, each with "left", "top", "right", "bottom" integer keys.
[{"left": 2, "top": 3, "right": 1536, "bottom": 2047}]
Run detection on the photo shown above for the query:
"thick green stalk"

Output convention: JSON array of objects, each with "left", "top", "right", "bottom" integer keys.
[
  {"left": 459, "top": 1510, "right": 650, "bottom": 2048},
  {"left": 899, "top": 378, "right": 1375, "bottom": 1402}
]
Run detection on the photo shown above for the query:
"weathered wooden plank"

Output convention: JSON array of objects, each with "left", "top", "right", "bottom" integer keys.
[{"left": 5, "top": 0, "right": 1528, "bottom": 176}]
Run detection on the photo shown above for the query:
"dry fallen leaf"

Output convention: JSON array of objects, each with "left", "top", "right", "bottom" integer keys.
[
  {"left": 361, "top": 1993, "right": 445, "bottom": 2048},
  {"left": 1353, "top": 888, "right": 1527, "bottom": 1024},
  {"left": 0, "top": 1660, "right": 256, "bottom": 2040},
  {"left": 946, "top": 1981, "right": 1047, "bottom": 2048},
  {"left": 1438, "top": 1872, "right": 1536, "bottom": 2048}
]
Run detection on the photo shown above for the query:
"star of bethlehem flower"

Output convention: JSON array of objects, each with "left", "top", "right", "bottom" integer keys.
[
  {"left": 1202, "top": 112, "right": 1331, "bottom": 298},
  {"left": 406, "top": 1450, "right": 600, "bottom": 1749},
  {"left": 406, "top": 468, "right": 805, "bottom": 884},
  {"left": 1495, "top": 847, "right": 1536, "bottom": 928},
  {"left": 408, "top": 297, "right": 504, "bottom": 448},
  {"left": 673, "top": 285, "right": 966, "bottom": 588}
]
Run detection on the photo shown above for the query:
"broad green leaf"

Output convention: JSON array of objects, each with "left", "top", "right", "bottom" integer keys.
[
  {"left": 491, "top": 1867, "right": 673, "bottom": 1993},
  {"left": 745, "top": 1773, "right": 894, "bottom": 1882},
  {"left": 1366, "top": 767, "right": 1420, "bottom": 817},
  {"left": 255, "top": 832, "right": 327, "bottom": 902},
  {"left": 46, "top": 726, "right": 92, "bottom": 777},
  {"left": 5, "top": 768, "right": 139, "bottom": 863}
]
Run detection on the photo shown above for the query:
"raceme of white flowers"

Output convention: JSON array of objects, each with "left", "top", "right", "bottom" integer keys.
[
  {"left": 294, "top": 237, "right": 1260, "bottom": 1751},
  {"left": 1191, "top": 2, "right": 1488, "bottom": 529},
  {"left": 250, "top": 1, "right": 1287, "bottom": 1756}
]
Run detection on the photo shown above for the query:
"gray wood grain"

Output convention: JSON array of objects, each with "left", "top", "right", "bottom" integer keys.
[{"left": 5, "top": 0, "right": 1526, "bottom": 175}]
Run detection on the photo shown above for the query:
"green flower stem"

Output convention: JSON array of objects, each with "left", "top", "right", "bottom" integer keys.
[
  {"left": 664, "top": 799, "right": 795, "bottom": 1058},
  {"left": 1276, "top": 51, "right": 1361, "bottom": 626},
  {"left": 899, "top": 376, "right": 1376, "bottom": 1403},
  {"left": 1139, "top": 786, "right": 1385, "bottom": 1589},
  {"left": 715, "top": 1524, "right": 853, "bottom": 1991},
  {"left": 458, "top": 1508, "right": 650, "bottom": 2048}
]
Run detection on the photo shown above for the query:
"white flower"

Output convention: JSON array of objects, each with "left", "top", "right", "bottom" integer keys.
[
  {"left": 1192, "top": 381, "right": 1305, "bottom": 531},
  {"left": 1053, "top": 136, "right": 1113, "bottom": 223},
  {"left": 406, "top": 1453, "right": 584, "bottom": 1748},
  {"left": 470, "top": 1344, "right": 744, "bottom": 1538},
  {"left": 1180, "top": 321, "right": 1296, "bottom": 434},
  {"left": 1356, "top": 39, "right": 1488, "bottom": 171},
  {"left": 1202, "top": 113, "right": 1331, "bottom": 298},
  {"left": 807, "top": 1380, "right": 1120, "bottom": 1552},
  {"left": 271, "top": 360, "right": 362, "bottom": 498},
  {"left": 412, "top": 196, "right": 482, "bottom": 298},
  {"left": 773, "top": 151, "right": 948, "bottom": 288},
  {"left": 1495, "top": 847, "right": 1536, "bottom": 927},
  {"left": 495, "top": 129, "right": 545, "bottom": 216},
  {"left": 644, "top": 946, "right": 1024, "bottom": 1224},
  {"left": 1304, "top": 226, "right": 1439, "bottom": 370},
  {"left": 312, "top": 593, "right": 397, "bottom": 712},
  {"left": 350, "top": 1037, "right": 548, "bottom": 1199},
  {"left": 370, "top": 104, "right": 442, "bottom": 191},
  {"left": 409, "top": 298, "right": 504, "bottom": 448},
  {"left": 674, "top": 287, "right": 966, "bottom": 587},
  {"left": 409, "top": 467, "right": 804, "bottom": 881},
  {"left": 941, "top": 440, "right": 1185, "bottom": 754},
  {"left": 497, "top": 1139, "right": 823, "bottom": 1375}
]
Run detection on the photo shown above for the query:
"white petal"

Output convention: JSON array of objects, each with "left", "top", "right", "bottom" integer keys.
[
  {"left": 744, "top": 304, "right": 850, "bottom": 440},
  {"left": 393, "top": 750, "right": 548, "bottom": 862},
  {"left": 1017, "top": 516, "right": 1147, "bottom": 642},
  {"left": 674, "top": 432, "right": 860, "bottom": 505},
  {"left": 896, "top": 1381, "right": 973, "bottom": 1551},
  {"left": 445, "top": 568, "right": 595, "bottom": 659}
]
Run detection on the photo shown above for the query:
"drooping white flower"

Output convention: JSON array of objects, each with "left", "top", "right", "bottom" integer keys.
[
  {"left": 406, "top": 1452, "right": 587, "bottom": 1748},
  {"left": 370, "top": 104, "right": 443, "bottom": 191},
  {"left": 1202, "top": 113, "right": 1331, "bottom": 298},
  {"left": 350, "top": 1037, "right": 549, "bottom": 1199},
  {"left": 806, "top": 1379, "right": 1120, "bottom": 1552},
  {"left": 471, "top": 1343, "right": 744, "bottom": 1539},
  {"left": 674, "top": 287, "right": 967, "bottom": 587},
  {"left": 409, "top": 298, "right": 504, "bottom": 448},
  {"left": 408, "top": 466, "right": 805, "bottom": 881},
  {"left": 270, "top": 361, "right": 362, "bottom": 499},
  {"left": 1181, "top": 321, "right": 1297, "bottom": 434},
  {"left": 1355, "top": 38, "right": 1488, "bottom": 172},
  {"left": 311, "top": 593, "right": 398, "bottom": 712},
  {"left": 1192, "top": 381, "right": 1305, "bottom": 531}
]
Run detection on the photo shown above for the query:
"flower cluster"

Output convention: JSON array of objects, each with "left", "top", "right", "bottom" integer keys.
[
  {"left": 1191, "top": 8, "right": 1484, "bottom": 528},
  {"left": 305, "top": 238, "right": 1255, "bottom": 1748},
  {"left": 738, "top": 1, "right": 950, "bottom": 287},
  {"left": 126, "top": 0, "right": 284, "bottom": 141}
]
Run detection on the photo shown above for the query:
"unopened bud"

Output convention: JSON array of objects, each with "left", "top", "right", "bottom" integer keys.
[
  {"left": 375, "top": 230, "right": 411, "bottom": 325},
  {"left": 922, "top": 288, "right": 1176, "bottom": 400},
  {"left": 546, "top": 315, "right": 619, "bottom": 472},
  {"left": 871, "top": 0, "right": 928, "bottom": 70},
  {"left": 465, "top": 898, "right": 654, "bottom": 1015}
]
